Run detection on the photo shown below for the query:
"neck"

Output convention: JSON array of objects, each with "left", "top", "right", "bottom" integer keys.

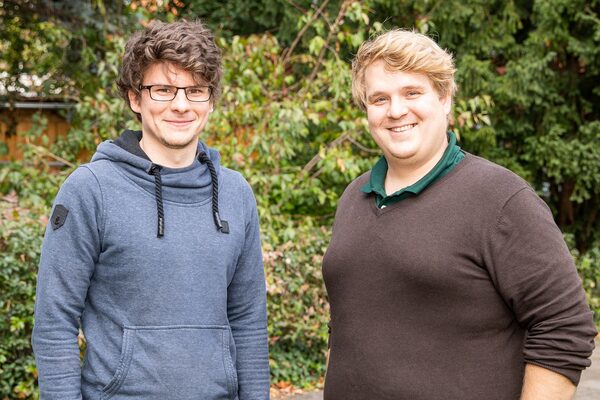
[
  {"left": 139, "top": 137, "right": 197, "bottom": 168},
  {"left": 384, "top": 141, "right": 448, "bottom": 195}
]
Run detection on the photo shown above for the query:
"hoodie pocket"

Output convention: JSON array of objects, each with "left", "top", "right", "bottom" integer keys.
[{"left": 100, "top": 325, "right": 238, "bottom": 400}]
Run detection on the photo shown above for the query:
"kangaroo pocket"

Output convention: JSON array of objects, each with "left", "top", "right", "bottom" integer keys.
[{"left": 100, "top": 325, "right": 238, "bottom": 400}]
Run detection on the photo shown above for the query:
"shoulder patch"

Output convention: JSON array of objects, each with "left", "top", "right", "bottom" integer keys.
[{"left": 51, "top": 204, "right": 69, "bottom": 230}]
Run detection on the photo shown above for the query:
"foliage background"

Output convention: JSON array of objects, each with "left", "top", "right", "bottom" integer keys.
[{"left": 1, "top": 0, "right": 599, "bottom": 398}]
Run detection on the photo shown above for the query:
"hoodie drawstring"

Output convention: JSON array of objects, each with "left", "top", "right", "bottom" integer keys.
[
  {"left": 148, "top": 164, "right": 165, "bottom": 238},
  {"left": 198, "top": 151, "right": 230, "bottom": 234},
  {"left": 147, "top": 154, "right": 229, "bottom": 238}
]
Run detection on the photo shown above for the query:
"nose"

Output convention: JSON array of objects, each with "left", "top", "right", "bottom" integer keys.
[
  {"left": 170, "top": 88, "right": 190, "bottom": 111},
  {"left": 387, "top": 98, "right": 408, "bottom": 119}
]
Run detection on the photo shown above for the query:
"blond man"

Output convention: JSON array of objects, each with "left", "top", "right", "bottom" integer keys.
[{"left": 322, "top": 29, "right": 596, "bottom": 400}]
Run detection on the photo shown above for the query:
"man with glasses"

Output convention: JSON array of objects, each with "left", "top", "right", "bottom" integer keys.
[{"left": 32, "top": 20, "right": 269, "bottom": 400}]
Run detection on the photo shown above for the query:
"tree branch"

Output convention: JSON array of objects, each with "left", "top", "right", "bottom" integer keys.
[
  {"left": 346, "top": 135, "right": 380, "bottom": 154},
  {"left": 27, "top": 144, "right": 76, "bottom": 168},
  {"left": 281, "top": 0, "right": 331, "bottom": 66},
  {"left": 284, "top": 0, "right": 308, "bottom": 14},
  {"left": 306, "top": 0, "right": 352, "bottom": 84},
  {"left": 301, "top": 132, "right": 349, "bottom": 174}
]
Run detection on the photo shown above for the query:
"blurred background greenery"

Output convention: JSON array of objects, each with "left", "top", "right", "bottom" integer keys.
[{"left": 1, "top": 0, "right": 599, "bottom": 398}]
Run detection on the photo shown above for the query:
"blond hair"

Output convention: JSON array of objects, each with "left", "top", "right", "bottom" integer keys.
[{"left": 352, "top": 29, "right": 456, "bottom": 110}]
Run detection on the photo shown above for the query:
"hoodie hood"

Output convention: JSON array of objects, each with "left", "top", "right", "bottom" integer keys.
[
  {"left": 91, "top": 130, "right": 228, "bottom": 236},
  {"left": 92, "top": 130, "right": 221, "bottom": 205}
]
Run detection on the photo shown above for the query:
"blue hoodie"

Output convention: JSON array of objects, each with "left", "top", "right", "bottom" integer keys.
[{"left": 32, "top": 131, "right": 269, "bottom": 399}]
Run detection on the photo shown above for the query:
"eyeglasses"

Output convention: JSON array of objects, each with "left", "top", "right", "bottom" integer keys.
[{"left": 139, "top": 85, "right": 212, "bottom": 102}]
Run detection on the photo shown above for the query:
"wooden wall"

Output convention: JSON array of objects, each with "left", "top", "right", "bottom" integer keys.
[{"left": 0, "top": 109, "right": 71, "bottom": 163}]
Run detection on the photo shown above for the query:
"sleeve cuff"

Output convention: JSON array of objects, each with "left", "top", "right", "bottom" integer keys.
[{"left": 526, "top": 361, "right": 583, "bottom": 385}]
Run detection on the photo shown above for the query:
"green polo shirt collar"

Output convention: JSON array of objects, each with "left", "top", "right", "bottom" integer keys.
[{"left": 361, "top": 131, "right": 464, "bottom": 208}]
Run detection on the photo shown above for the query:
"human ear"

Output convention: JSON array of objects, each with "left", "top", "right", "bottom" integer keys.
[
  {"left": 129, "top": 90, "right": 141, "bottom": 113},
  {"left": 441, "top": 94, "right": 452, "bottom": 115}
]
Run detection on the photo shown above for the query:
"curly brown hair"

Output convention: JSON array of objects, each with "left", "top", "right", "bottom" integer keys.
[{"left": 117, "top": 19, "right": 223, "bottom": 118}]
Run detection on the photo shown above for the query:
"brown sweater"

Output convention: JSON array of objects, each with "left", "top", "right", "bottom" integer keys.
[{"left": 322, "top": 153, "right": 597, "bottom": 400}]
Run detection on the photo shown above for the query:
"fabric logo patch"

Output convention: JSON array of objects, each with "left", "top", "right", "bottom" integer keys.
[{"left": 51, "top": 204, "right": 69, "bottom": 230}]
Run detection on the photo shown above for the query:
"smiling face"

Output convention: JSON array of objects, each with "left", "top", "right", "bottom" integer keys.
[
  {"left": 365, "top": 59, "right": 451, "bottom": 171},
  {"left": 129, "top": 62, "right": 213, "bottom": 165}
]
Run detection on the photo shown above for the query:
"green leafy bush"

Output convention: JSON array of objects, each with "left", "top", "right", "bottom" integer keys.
[
  {"left": 1, "top": 0, "right": 599, "bottom": 397},
  {"left": 0, "top": 119, "right": 71, "bottom": 397},
  {"left": 265, "top": 225, "right": 330, "bottom": 386},
  {"left": 575, "top": 247, "right": 600, "bottom": 327},
  {"left": 0, "top": 196, "right": 46, "bottom": 400}
]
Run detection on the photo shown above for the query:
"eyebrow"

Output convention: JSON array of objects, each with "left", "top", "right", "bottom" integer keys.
[
  {"left": 402, "top": 85, "right": 426, "bottom": 91},
  {"left": 367, "top": 85, "right": 426, "bottom": 100},
  {"left": 144, "top": 83, "right": 207, "bottom": 87}
]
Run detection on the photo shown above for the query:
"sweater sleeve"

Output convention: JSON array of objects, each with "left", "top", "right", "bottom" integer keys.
[
  {"left": 32, "top": 167, "right": 103, "bottom": 400},
  {"left": 487, "top": 187, "right": 597, "bottom": 384},
  {"left": 227, "top": 181, "right": 270, "bottom": 400}
]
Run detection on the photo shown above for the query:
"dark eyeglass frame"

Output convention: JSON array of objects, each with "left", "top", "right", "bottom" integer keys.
[{"left": 139, "top": 85, "right": 212, "bottom": 102}]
